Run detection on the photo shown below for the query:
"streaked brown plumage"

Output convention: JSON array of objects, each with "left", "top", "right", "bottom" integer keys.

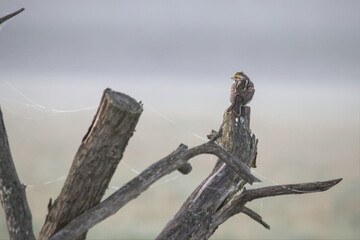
[{"left": 227, "top": 72, "right": 255, "bottom": 115}]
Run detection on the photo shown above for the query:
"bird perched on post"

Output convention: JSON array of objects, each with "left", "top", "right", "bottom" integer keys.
[{"left": 227, "top": 72, "right": 255, "bottom": 115}]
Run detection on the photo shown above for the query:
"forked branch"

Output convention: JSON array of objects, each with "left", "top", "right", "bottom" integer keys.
[
  {"left": 49, "top": 137, "right": 260, "bottom": 240},
  {"left": 212, "top": 178, "right": 342, "bottom": 229}
]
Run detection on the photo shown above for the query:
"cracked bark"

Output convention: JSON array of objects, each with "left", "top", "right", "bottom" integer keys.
[
  {"left": 210, "top": 178, "right": 342, "bottom": 234},
  {"left": 49, "top": 132, "right": 260, "bottom": 240},
  {"left": 0, "top": 84, "right": 341, "bottom": 239},
  {"left": 156, "top": 107, "right": 258, "bottom": 240},
  {"left": 0, "top": 8, "right": 35, "bottom": 240},
  {"left": 0, "top": 108, "right": 35, "bottom": 240},
  {"left": 156, "top": 106, "right": 341, "bottom": 240},
  {"left": 39, "top": 89, "right": 143, "bottom": 240}
]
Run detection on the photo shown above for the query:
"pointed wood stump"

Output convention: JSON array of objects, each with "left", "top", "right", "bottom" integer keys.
[{"left": 39, "top": 89, "right": 143, "bottom": 240}]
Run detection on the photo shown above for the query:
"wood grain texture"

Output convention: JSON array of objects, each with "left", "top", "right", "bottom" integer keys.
[
  {"left": 0, "top": 108, "right": 35, "bottom": 240},
  {"left": 212, "top": 178, "right": 342, "bottom": 231},
  {"left": 156, "top": 106, "right": 341, "bottom": 240},
  {"left": 49, "top": 139, "right": 260, "bottom": 239},
  {"left": 156, "top": 106, "right": 258, "bottom": 240},
  {"left": 37, "top": 89, "right": 341, "bottom": 239},
  {"left": 39, "top": 89, "right": 143, "bottom": 240}
]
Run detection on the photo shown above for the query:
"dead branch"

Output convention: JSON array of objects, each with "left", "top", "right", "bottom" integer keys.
[
  {"left": 241, "top": 207, "right": 270, "bottom": 230},
  {"left": 0, "top": 76, "right": 341, "bottom": 240},
  {"left": 42, "top": 88, "right": 258, "bottom": 240},
  {"left": 48, "top": 144, "right": 187, "bottom": 240},
  {"left": 211, "top": 179, "right": 342, "bottom": 233},
  {"left": 0, "top": 8, "right": 24, "bottom": 25},
  {"left": 240, "top": 178, "right": 342, "bottom": 201},
  {"left": 156, "top": 107, "right": 258, "bottom": 240},
  {"left": 39, "top": 89, "right": 143, "bottom": 240},
  {"left": 49, "top": 136, "right": 260, "bottom": 239},
  {"left": 0, "top": 108, "right": 35, "bottom": 240},
  {"left": 212, "top": 178, "right": 342, "bottom": 231},
  {"left": 156, "top": 104, "right": 342, "bottom": 240},
  {"left": 182, "top": 141, "right": 260, "bottom": 184}
]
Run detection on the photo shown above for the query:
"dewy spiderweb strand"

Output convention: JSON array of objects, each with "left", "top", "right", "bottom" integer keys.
[
  {"left": 1, "top": 82, "right": 318, "bottom": 198},
  {"left": 0, "top": 82, "right": 183, "bottom": 191},
  {"left": 3, "top": 81, "right": 98, "bottom": 115}
]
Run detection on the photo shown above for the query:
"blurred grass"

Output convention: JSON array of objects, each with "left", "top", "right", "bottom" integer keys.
[{"left": 0, "top": 78, "right": 359, "bottom": 239}]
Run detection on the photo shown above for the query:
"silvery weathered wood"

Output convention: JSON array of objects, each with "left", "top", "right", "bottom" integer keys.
[
  {"left": 156, "top": 107, "right": 258, "bottom": 239},
  {"left": 0, "top": 108, "right": 35, "bottom": 240},
  {"left": 49, "top": 135, "right": 260, "bottom": 240},
  {"left": 39, "top": 89, "right": 143, "bottom": 240}
]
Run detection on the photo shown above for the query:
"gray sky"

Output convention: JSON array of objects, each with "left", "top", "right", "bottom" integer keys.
[{"left": 1, "top": 0, "right": 359, "bottom": 84}]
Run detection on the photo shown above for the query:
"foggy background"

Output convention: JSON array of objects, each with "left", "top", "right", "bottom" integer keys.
[{"left": 0, "top": 0, "right": 359, "bottom": 239}]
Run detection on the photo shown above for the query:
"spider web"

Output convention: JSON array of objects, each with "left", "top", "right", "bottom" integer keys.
[{"left": 0, "top": 81, "right": 320, "bottom": 221}]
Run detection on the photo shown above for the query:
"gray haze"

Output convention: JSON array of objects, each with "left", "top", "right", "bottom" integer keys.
[
  {"left": 0, "top": 1, "right": 359, "bottom": 239},
  {"left": 0, "top": 0, "right": 359, "bottom": 83}
]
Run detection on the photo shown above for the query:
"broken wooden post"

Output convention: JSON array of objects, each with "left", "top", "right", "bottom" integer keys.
[{"left": 39, "top": 89, "right": 143, "bottom": 240}]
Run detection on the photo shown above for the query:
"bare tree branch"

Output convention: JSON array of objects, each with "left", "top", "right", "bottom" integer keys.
[
  {"left": 212, "top": 178, "right": 343, "bottom": 229},
  {"left": 49, "top": 135, "right": 261, "bottom": 240},
  {"left": 157, "top": 104, "right": 342, "bottom": 240},
  {"left": 0, "top": 108, "right": 35, "bottom": 240},
  {"left": 39, "top": 89, "right": 143, "bottom": 240},
  {"left": 241, "top": 207, "right": 270, "bottom": 230},
  {"left": 0, "top": 8, "right": 24, "bottom": 25},
  {"left": 239, "top": 178, "right": 342, "bottom": 202},
  {"left": 49, "top": 144, "right": 187, "bottom": 240},
  {"left": 156, "top": 107, "right": 258, "bottom": 240},
  {"left": 0, "top": 57, "right": 343, "bottom": 240},
  {"left": 182, "top": 141, "right": 260, "bottom": 184}
]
